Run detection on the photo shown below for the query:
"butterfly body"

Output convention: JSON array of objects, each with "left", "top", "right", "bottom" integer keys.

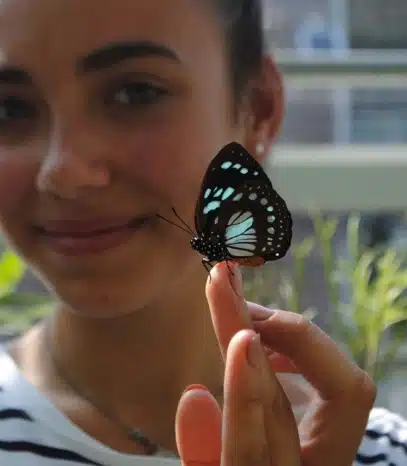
[
  {"left": 191, "top": 233, "right": 268, "bottom": 269},
  {"left": 158, "top": 142, "right": 292, "bottom": 272},
  {"left": 190, "top": 234, "right": 227, "bottom": 263}
]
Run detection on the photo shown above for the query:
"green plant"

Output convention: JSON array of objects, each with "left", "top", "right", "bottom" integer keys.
[
  {"left": 243, "top": 213, "right": 407, "bottom": 381},
  {"left": 0, "top": 250, "right": 53, "bottom": 335},
  {"left": 298, "top": 213, "right": 407, "bottom": 381},
  {"left": 279, "top": 237, "right": 318, "bottom": 321},
  {"left": 243, "top": 237, "right": 317, "bottom": 320},
  {"left": 327, "top": 215, "right": 407, "bottom": 380}
]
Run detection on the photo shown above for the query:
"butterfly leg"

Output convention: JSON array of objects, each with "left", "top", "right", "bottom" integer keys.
[
  {"left": 225, "top": 259, "right": 235, "bottom": 277},
  {"left": 202, "top": 259, "right": 214, "bottom": 281},
  {"left": 224, "top": 260, "right": 243, "bottom": 298}
]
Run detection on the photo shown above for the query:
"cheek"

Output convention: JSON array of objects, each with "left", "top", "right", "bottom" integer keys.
[
  {"left": 0, "top": 155, "right": 37, "bottom": 217},
  {"left": 116, "top": 110, "right": 231, "bottom": 206},
  {"left": 116, "top": 131, "right": 207, "bottom": 210}
]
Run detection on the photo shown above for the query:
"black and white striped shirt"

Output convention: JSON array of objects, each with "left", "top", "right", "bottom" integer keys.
[
  {"left": 355, "top": 407, "right": 407, "bottom": 465},
  {"left": 0, "top": 348, "right": 405, "bottom": 465}
]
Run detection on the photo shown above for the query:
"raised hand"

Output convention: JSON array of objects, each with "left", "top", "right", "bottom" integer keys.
[{"left": 175, "top": 262, "right": 375, "bottom": 466}]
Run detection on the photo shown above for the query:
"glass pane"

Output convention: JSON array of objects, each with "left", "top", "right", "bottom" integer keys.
[{"left": 277, "top": 85, "right": 407, "bottom": 144}]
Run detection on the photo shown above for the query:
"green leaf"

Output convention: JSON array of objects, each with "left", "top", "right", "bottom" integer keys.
[
  {"left": 0, "top": 303, "right": 54, "bottom": 330},
  {"left": 346, "top": 215, "right": 361, "bottom": 264},
  {"left": 381, "top": 307, "right": 407, "bottom": 330},
  {"left": 0, "top": 251, "right": 26, "bottom": 297},
  {"left": 0, "top": 292, "right": 51, "bottom": 308},
  {"left": 291, "top": 237, "right": 314, "bottom": 261}
]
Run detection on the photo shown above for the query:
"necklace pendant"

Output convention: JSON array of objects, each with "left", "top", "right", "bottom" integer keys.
[{"left": 128, "top": 429, "right": 158, "bottom": 455}]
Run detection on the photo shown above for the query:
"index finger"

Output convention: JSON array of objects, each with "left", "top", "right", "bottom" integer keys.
[
  {"left": 206, "top": 262, "right": 253, "bottom": 359},
  {"left": 251, "top": 305, "right": 376, "bottom": 402}
]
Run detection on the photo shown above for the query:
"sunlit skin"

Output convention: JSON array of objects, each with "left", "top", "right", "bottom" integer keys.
[
  {"left": 0, "top": 0, "right": 281, "bottom": 454},
  {"left": 0, "top": 0, "right": 243, "bottom": 318},
  {"left": 0, "top": 0, "right": 375, "bottom": 462}
]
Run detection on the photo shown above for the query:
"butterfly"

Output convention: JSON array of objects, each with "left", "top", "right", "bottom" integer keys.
[{"left": 157, "top": 142, "right": 292, "bottom": 273}]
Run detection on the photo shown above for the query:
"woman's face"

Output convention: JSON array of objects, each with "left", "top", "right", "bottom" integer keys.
[{"left": 0, "top": 0, "right": 255, "bottom": 317}]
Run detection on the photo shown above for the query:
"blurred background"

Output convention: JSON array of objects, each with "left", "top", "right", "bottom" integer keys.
[
  {"left": 0, "top": 0, "right": 406, "bottom": 418},
  {"left": 263, "top": 0, "right": 407, "bottom": 416}
]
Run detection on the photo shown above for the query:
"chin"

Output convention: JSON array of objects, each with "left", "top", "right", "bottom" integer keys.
[
  {"left": 29, "top": 233, "right": 201, "bottom": 319},
  {"left": 46, "top": 278, "right": 158, "bottom": 320},
  {"left": 43, "top": 262, "right": 196, "bottom": 321}
]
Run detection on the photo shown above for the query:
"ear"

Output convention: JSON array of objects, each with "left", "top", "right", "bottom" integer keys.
[{"left": 244, "top": 55, "right": 284, "bottom": 162}]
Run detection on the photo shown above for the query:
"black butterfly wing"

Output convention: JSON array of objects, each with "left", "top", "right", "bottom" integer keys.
[
  {"left": 195, "top": 142, "right": 292, "bottom": 264},
  {"left": 214, "top": 179, "right": 292, "bottom": 264},
  {"left": 194, "top": 142, "right": 270, "bottom": 235}
]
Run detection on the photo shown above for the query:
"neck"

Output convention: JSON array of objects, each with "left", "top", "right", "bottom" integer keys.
[{"left": 45, "top": 264, "right": 224, "bottom": 423}]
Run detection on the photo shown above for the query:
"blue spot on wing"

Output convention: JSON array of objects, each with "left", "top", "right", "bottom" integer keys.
[
  {"left": 225, "top": 216, "right": 254, "bottom": 241},
  {"left": 203, "top": 201, "right": 221, "bottom": 215}
]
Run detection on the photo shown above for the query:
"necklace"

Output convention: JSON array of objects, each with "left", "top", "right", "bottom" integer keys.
[{"left": 43, "top": 319, "right": 166, "bottom": 456}]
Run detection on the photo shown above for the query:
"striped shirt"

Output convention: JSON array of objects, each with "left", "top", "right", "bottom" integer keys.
[
  {"left": 355, "top": 407, "right": 407, "bottom": 465},
  {"left": 0, "top": 348, "right": 405, "bottom": 465}
]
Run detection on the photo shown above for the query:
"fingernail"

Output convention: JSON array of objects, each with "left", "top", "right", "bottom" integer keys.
[
  {"left": 247, "top": 333, "right": 264, "bottom": 369},
  {"left": 182, "top": 384, "right": 209, "bottom": 395}
]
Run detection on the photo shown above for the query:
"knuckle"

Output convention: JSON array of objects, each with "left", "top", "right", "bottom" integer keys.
[
  {"left": 353, "top": 370, "right": 377, "bottom": 409},
  {"left": 244, "top": 392, "right": 264, "bottom": 411},
  {"left": 292, "top": 312, "right": 314, "bottom": 337}
]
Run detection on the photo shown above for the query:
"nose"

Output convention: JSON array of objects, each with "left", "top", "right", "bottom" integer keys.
[{"left": 36, "top": 123, "right": 111, "bottom": 199}]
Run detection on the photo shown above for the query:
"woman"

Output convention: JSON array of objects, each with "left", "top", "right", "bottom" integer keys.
[{"left": 0, "top": 0, "right": 399, "bottom": 464}]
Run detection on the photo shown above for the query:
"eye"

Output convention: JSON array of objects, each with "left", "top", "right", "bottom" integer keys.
[
  {"left": 0, "top": 96, "right": 37, "bottom": 133},
  {"left": 0, "top": 95, "right": 39, "bottom": 145},
  {"left": 107, "top": 81, "right": 169, "bottom": 110}
]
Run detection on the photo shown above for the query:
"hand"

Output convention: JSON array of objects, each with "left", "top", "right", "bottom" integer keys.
[{"left": 175, "top": 262, "right": 376, "bottom": 466}]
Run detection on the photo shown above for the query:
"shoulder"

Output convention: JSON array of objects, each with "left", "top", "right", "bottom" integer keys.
[
  {"left": 0, "top": 346, "right": 100, "bottom": 466},
  {"left": 0, "top": 347, "right": 45, "bottom": 464},
  {"left": 355, "top": 407, "right": 407, "bottom": 465}
]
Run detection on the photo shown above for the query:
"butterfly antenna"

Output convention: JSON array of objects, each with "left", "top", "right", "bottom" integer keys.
[
  {"left": 156, "top": 213, "right": 192, "bottom": 236},
  {"left": 171, "top": 208, "right": 196, "bottom": 236}
]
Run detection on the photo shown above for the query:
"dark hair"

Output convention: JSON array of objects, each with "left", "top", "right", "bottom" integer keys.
[{"left": 214, "top": 0, "right": 265, "bottom": 104}]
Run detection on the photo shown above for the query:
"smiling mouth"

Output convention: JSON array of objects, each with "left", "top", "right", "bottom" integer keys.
[
  {"left": 34, "top": 216, "right": 151, "bottom": 238},
  {"left": 32, "top": 215, "right": 152, "bottom": 256}
]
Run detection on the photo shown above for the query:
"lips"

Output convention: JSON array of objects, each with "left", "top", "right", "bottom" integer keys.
[
  {"left": 33, "top": 215, "right": 151, "bottom": 256},
  {"left": 34, "top": 216, "right": 149, "bottom": 237}
]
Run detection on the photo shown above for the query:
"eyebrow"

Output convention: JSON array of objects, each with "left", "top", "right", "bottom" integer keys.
[
  {"left": 77, "top": 41, "right": 181, "bottom": 74},
  {"left": 0, "top": 67, "right": 32, "bottom": 85}
]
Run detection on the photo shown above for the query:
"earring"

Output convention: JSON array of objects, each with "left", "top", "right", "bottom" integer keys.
[{"left": 256, "top": 142, "right": 265, "bottom": 154}]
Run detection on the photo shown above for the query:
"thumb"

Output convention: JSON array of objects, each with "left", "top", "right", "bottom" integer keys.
[{"left": 175, "top": 385, "right": 222, "bottom": 466}]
